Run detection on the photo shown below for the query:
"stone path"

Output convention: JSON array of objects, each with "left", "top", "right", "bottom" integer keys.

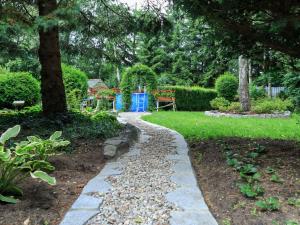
[{"left": 60, "top": 112, "right": 218, "bottom": 225}]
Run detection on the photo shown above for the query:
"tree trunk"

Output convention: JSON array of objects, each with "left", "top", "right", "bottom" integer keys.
[
  {"left": 38, "top": 0, "right": 67, "bottom": 116},
  {"left": 239, "top": 55, "right": 251, "bottom": 111},
  {"left": 248, "top": 59, "right": 252, "bottom": 85}
]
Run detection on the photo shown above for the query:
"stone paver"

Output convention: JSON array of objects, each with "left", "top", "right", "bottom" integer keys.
[{"left": 60, "top": 112, "right": 218, "bottom": 225}]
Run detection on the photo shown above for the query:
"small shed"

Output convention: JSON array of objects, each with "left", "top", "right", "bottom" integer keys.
[{"left": 88, "top": 79, "right": 108, "bottom": 96}]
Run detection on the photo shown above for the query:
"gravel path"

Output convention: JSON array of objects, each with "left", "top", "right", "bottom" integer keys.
[
  {"left": 87, "top": 113, "right": 178, "bottom": 225},
  {"left": 61, "top": 112, "right": 218, "bottom": 225}
]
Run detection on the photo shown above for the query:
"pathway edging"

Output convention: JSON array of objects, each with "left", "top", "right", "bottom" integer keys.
[
  {"left": 59, "top": 118, "right": 141, "bottom": 225},
  {"left": 141, "top": 119, "right": 218, "bottom": 225},
  {"left": 60, "top": 113, "right": 218, "bottom": 225}
]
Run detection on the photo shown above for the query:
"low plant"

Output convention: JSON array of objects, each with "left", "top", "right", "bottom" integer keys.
[
  {"left": 252, "top": 98, "right": 294, "bottom": 114},
  {"left": 222, "top": 218, "right": 232, "bottom": 225},
  {"left": 250, "top": 85, "right": 266, "bottom": 100},
  {"left": 0, "top": 125, "right": 70, "bottom": 203},
  {"left": 286, "top": 220, "right": 300, "bottom": 225},
  {"left": 210, "top": 97, "right": 230, "bottom": 111},
  {"left": 287, "top": 197, "right": 300, "bottom": 207},
  {"left": 239, "top": 164, "right": 258, "bottom": 175},
  {"left": 255, "top": 197, "right": 280, "bottom": 211},
  {"left": 240, "top": 172, "right": 261, "bottom": 183},
  {"left": 227, "top": 102, "right": 242, "bottom": 113},
  {"left": 265, "top": 167, "right": 276, "bottom": 174},
  {"left": 270, "top": 174, "right": 284, "bottom": 183},
  {"left": 239, "top": 183, "right": 264, "bottom": 198}
]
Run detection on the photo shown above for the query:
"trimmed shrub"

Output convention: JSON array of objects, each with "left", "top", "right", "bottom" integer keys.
[
  {"left": 161, "top": 86, "right": 217, "bottom": 111},
  {"left": 252, "top": 98, "right": 294, "bottom": 114},
  {"left": 250, "top": 85, "right": 266, "bottom": 100},
  {"left": 0, "top": 71, "right": 40, "bottom": 108},
  {"left": 62, "top": 64, "right": 88, "bottom": 109},
  {"left": 121, "top": 64, "right": 157, "bottom": 111},
  {"left": 62, "top": 64, "right": 88, "bottom": 96},
  {"left": 215, "top": 72, "right": 238, "bottom": 101}
]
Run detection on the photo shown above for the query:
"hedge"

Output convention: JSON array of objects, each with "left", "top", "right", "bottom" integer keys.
[
  {"left": 0, "top": 71, "right": 40, "bottom": 108},
  {"left": 160, "top": 86, "right": 217, "bottom": 111},
  {"left": 62, "top": 64, "right": 88, "bottom": 96}
]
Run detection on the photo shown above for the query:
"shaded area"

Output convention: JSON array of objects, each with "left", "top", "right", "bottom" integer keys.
[{"left": 0, "top": 139, "right": 105, "bottom": 225}]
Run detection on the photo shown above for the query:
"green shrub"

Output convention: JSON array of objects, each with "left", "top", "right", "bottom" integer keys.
[
  {"left": 256, "top": 197, "right": 280, "bottom": 211},
  {"left": 59, "top": 111, "right": 121, "bottom": 140},
  {"left": 62, "top": 64, "right": 88, "bottom": 96},
  {"left": 215, "top": 72, "right": 238, "bottom": 101},
  {"left": 252, "top": 98, "right": 294, "bottom": 114},
  {"left": 0, "top": 125, "right": 70, "bottom": 203},
  {"left": 284, "top": 71, "right": 300, "bottom": 110},
  {"left": 278, "top": 90, "right": 288, "bottom": 100},
  {"left": 120, "top": 64, "right": 157, "bottom": 111},
  {"left": 161, "top": 86, "right": 217, "bottom": 111},
  {"left": 66, "top": 88, "right": 83, "bottom": 110},
  {"left": 0, "top": 71, "right": 40, "bottom": 109},
  {"left": 210, "top": 97, "right": 230, "bottom": 111},
  {"left": 227, "top": 102, "right": 242, "bottom": 113},
  {"left": 250, "top": 85, "right": 266, "bottom": 100}
]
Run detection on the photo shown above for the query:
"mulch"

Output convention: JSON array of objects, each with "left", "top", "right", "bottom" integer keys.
[
  {"left": 189, "top": 138, "right": 300, "bottom": 225},
  {"left": 0, "top": 139, "right": 105, "bottom": 225}
]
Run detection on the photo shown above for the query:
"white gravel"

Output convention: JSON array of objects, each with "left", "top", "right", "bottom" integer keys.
[{"left": 87, "top": 114, "right": 178, "bottom": 225}]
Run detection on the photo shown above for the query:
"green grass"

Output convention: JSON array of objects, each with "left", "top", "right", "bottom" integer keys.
[{"left": 142, "top": 112, "right": 300, "bottom": 141}]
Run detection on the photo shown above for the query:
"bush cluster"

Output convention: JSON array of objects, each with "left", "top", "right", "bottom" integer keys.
[
  {"left": 252, "top": 98, "right": 294, "bottom": 114},
  {"left": 0, "top": 71, "right": 40, "bottom": 109},
  {"left": 250, "top": 85, "right": 266, "bottom": 100},
  {"left": 211, "top": 97, "right": 294, "bottom": 114},
  {"left": 215, "top": 72, "right": 238, "bottom": 101},
  {"left": 161, "top": 86, "right": 217, "bottom": 111},
  {"left": 62, "top": 64, "right": 88, "bottom": 109}
]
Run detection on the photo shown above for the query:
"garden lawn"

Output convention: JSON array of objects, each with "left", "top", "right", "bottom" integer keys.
[{"left": 142, "top": 112, "right": 300, "bottom": 141}]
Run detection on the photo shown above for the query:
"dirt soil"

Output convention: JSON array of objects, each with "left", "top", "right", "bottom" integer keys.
[
  {"left": 0, "top": 139, "right": 105, "bottom": 225},
  {"left": 189, "top": 138, "right": 300, "bottom": 225}
]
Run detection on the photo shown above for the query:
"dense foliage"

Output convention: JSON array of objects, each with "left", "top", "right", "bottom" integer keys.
[
  {"left": 0, "top": 71, "right": 40, "bottom": 108},
  {"left": 120, "top": 64, "right": 157, "bottom": 111},
  {"left": 62, "top": 64, "right": 88, "bottom": 96},
  {"left": 215, "top": 72, "right": 238, "bottom": 101},
  {"left": 62, "top": 64, "right": 88, "bottom": 109},
  {"left": 161, "top": 86, "right": 217, "bottom": 111}
]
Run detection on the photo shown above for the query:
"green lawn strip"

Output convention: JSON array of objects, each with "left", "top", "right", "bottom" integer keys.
[{"left": 142, "top": 112, "right": 300, "bottom": 141}]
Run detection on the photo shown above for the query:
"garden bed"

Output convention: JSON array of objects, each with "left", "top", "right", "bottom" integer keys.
[
  {"left": 189, "top": 138, "right": 300, "bottom": 225},
  {"left": 0, "top": 139, "right": 106, "bottom": 225},
  {"left": 205, "top": 110, "right": 291, "bottom": 118}
]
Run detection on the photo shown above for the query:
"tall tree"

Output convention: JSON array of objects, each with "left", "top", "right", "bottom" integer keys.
[
  {"left": 38, "top": 0, "right": 67, "bottom": 115},
  {"left": 173, "top": 0, "right": 300, "bottom": 58}
]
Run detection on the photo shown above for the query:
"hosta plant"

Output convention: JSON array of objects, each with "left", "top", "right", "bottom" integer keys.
[
  {"left": 0, "top": 125, "right": 70, "bottom": 203},
  {"left": 239, "top": 183, "right": 264, "bottom": 198},
  {"left": 256, "top": 197, "right": 280, "bottom": 211}
]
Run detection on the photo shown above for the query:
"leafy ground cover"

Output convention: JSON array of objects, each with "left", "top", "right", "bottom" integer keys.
[
  {"left": 142, "top": 112, "right": 300, "bottom": 225},
  {"left": 190, "top": 139, "right": 300, "bottom": 225},
  {"left": 0, "top": 107, "right": 121, "bottom": 225},
  {"left": 142, "top": 112, "right": 300, "bottom": 141}
]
